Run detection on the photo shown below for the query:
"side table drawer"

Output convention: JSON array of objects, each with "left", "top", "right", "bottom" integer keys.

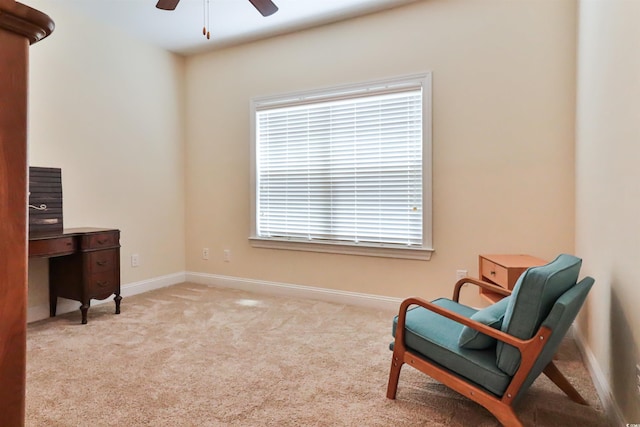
[
  {"left": 478, "top": 254, "right": 548, "bottom": 303},
  {"left": 480, "top": 257, "right": 509, "bottom": 288}
]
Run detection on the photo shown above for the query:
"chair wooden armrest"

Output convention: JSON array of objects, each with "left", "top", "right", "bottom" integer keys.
[{"left": 452, "top": 277, "right": 512, "bottom": 302}]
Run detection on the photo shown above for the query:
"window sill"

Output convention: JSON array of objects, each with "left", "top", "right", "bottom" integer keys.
[{"left": 249, "top": 237, "right": 433, "bottom": 260}]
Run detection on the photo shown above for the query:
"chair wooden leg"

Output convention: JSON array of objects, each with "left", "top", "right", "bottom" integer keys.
[
  {"left": 386, "top": 351, "right": 404, "bottom": 399},
  {"left": 491, "top": 406, "right": 524, "bottom": 427},
  {"left": 543, "top": 361, "right": 588, "bottom": 405}
]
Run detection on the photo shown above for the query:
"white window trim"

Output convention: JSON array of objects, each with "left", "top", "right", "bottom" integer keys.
[{"left": 249, "top": 72, "right": 433, "bottom": 261}]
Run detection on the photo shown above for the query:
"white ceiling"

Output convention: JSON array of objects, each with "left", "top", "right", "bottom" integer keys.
[{"left": 55, "top": 0, "right": 417, "bottom": 55}]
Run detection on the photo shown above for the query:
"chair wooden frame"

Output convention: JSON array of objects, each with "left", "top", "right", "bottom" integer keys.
[{"left": 386, "top": 278, "right": 587, "bottom": 427}]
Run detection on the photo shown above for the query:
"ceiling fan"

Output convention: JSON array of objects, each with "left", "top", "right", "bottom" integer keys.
[{"left": 155, "top": 0, "right": 279, "bottom": 17}]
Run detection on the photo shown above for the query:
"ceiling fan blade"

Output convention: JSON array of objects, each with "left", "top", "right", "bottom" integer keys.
[
  {"left": 248, "top": 0, "right": 279, "bottom": 17},
  {"left": 156, "top": 0, "right": 180, "bottom": 11}
]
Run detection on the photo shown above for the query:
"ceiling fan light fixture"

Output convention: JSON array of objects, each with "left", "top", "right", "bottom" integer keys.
[
  {"left": 155, "top": 0, "right": 279, "bottom": 41},
  {"left": 156, "top": 0, "right": 279, "bottom": 16}
]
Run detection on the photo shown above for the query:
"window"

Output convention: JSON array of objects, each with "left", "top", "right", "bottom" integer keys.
[{"left": 250, "top": 73, "right": 432, "bottom": 260}]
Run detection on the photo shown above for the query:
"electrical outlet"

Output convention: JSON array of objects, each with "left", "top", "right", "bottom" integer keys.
[
  {"left": 636, "top": 364, "right": 640, "bottom": 395},
  {"left": 223, "top": 249, "right": 231, "bottom": 262},
  {"left": 456, "top": 269, "right": 468, "bottom": 281},
  {"left": 131, "top": 254, "right": 140, "bottom": 267},
  {"left": 202, "top": 248, "right": 210, "bottom": 260}
]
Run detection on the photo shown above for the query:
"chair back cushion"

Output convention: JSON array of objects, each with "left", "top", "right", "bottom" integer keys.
[
  {"left": 496, "top": 254, "right": 582, "bottom": 375},
  {"left": 514, "top": 276, "right": 595, "bottom": 402}
]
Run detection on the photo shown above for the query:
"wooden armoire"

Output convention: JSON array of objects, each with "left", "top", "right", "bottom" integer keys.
[{"left": 0, "top": 1, "right": 54, "bottom": 425}]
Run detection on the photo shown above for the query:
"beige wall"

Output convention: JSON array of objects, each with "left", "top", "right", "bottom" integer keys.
[
  {"left": 575, "top": 0, "right": 640, "bottom": 422},
  {"left": 185, "top": 0, "right": 577, "bottom": 302},
  {"left": 26, "top": 1, "right": 186, "bottom": 310},
  {"left": 21, "top": 0, "right": 638, "bottom": 421}
]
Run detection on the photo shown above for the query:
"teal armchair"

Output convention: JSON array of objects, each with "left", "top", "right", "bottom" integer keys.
[{"left": 387, "top": 254, "right": 594, "bottom": 426}]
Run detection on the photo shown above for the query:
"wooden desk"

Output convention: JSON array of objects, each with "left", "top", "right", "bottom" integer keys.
[
  {"left": 478, "top": 254, "right": 547, "bottom": 303},
  {"left": 29, "top": 228, "right": 122, "bottom": 324}
]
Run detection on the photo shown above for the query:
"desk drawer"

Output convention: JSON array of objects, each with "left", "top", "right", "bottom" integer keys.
[
  {"left": 481, "top": 258, "right": 509, "bottom": 288},
  {"left": 88, "top": 250, "right": 117, "bottom": 274},
  {"left": 87, "top": 270, "right": 119, "bottom": 298},
  {"left": 29, "top": 236, "right": 76, "bottom": 257},
  {"left": 84, "top": 231, "right": 119, "bottom": 250}
]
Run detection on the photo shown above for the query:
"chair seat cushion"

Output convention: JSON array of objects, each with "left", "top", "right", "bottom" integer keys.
[{"left": 392, "top": 298, "right": 511, "bottom": 397}]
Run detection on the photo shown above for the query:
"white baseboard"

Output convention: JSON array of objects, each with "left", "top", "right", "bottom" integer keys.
[
  {"left": 27, "top": 298, "right": 81, "bottom": 324},
  {"left": 28, "top": 270, "right": 400, "bottom": 322},
  {"left": 27, "top": 271, "right": 186, "bottom": 324},
  {"left": 571, "top": 324, "right": 625, "bottom": 427},
  {"left": 120, "top": 271, "right": 186, "bottom": 298},
  {"left": 185, "top": 271, "right": 402, "bottom": 312}
]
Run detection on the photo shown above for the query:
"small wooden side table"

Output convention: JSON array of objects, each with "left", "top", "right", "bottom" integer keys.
[{"left": 478, "top": 254, "right": 547, "bottom": 303}]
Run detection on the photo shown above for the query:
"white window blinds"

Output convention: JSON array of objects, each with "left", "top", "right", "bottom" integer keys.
[{"left": 253, "top": 75, "right": 429, "bottom": 252}]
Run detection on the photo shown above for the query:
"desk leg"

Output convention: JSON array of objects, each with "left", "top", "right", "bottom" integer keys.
[
  {"left": 80, "top": 302, "right": 89, "bottom": 325},
  {"left": 114, "top": 294, "right": 122, "bottom": 314},
  {"left": 49, "top": 283, "right": 57, "bottom": 317}
]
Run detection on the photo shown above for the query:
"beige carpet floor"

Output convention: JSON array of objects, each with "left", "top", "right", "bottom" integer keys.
[{"left": 26, "top": 282, "right": 609, "bottom": 426}]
